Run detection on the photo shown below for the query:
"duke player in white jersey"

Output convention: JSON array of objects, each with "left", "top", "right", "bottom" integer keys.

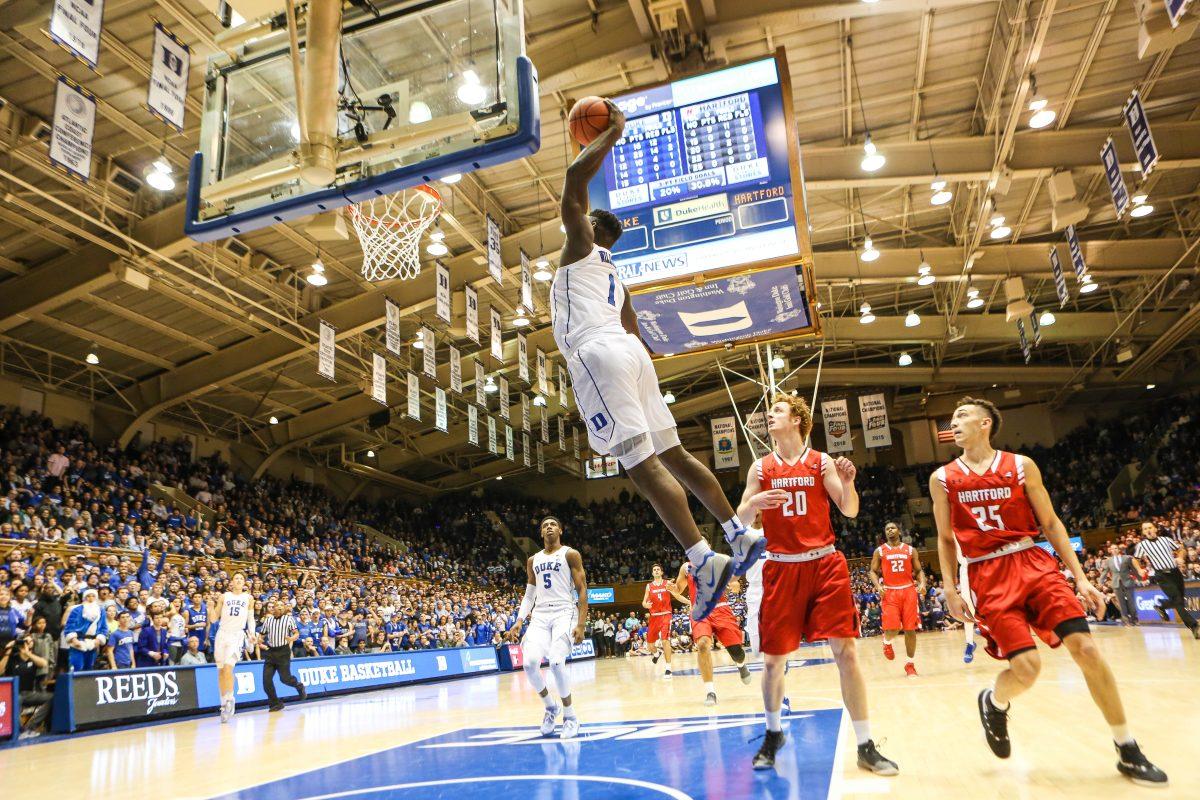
[
  {"left": 506, "top": 516, "right": 589, "bottom": 739},
  {"left": 213, "top": 572, "right": 255, "bottom": 723},
  {"left": 553, "top": 99, "right": 765, "bottom": 623},
  {"left": 742, "top": 520, "right": 767, "bottom": 656}
]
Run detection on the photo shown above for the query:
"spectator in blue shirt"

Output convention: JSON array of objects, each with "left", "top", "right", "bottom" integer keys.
[
  {"left": 138, "top": 546, "right": 166, "bottom": 589},
  {"left": 107, "top": 612, "right": 136, "bottom": 669}
]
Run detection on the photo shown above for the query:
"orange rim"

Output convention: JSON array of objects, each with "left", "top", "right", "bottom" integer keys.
[{"left": 351, "top": 184, "right": 442, "bottom": 229}]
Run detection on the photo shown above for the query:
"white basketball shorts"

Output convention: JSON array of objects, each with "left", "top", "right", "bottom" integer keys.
[
  {"left": 567, "top": 334, "right": 677, "bottom": 462},
  {"left": 213, "top": 633, "right": 244, "bottom": 667},
  {"left": 522, "top": 609, "right": 577, "bottom": 666}
]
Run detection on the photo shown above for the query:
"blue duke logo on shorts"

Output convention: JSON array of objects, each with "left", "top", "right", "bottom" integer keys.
[{"left": 590, "top": 412, "right": 610, "bottom": 433}]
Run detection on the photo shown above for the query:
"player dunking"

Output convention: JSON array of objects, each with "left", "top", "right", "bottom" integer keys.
[
  {"left": 553, "top": 99, "right": 765, "bottom": 622},
  {"left": 213, "top": 572, "right": 254, "bottom": 723},
  {"left": 930, "top": 397, "right": 1167, "bottom": 786},
  {"left": 506, "top": 517, "right": 589, "bottom": 739},
  {"left": 737, "top": 395, "right": 897, "bottom": 774},
  {"left": 869, "top": 522, "right": 926, "bottom": 677},
  {"left": 677, "top": 564, "right": 752, "bottom": 705},
  {"left": 644, "top": 563, "right": 688, "bottom": 677}
]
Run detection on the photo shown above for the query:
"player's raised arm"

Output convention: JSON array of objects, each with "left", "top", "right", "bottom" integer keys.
[
  {"left": 567, "top": 549, "right": 588, "bottom": 644},
  {"left": 560, "top": 101, "right": 625, "bottom": 264},
  {"left": 928, "top": 470, "right": 970, "bottom": 622},
  {"left": 736, "top": 458, "right": 788, "bottom": 521}
]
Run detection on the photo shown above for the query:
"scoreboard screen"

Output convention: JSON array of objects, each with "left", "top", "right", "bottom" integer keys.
[{"left": 589, "top": 55, "right": 803, "bottom": 289}]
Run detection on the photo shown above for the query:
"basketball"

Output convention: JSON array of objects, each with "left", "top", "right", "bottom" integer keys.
[{"left": 568, "top": 96, "right": 611, "bottom": 146}]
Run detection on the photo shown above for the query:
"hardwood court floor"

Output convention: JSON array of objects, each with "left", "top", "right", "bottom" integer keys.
[{"left": 1, "top": 625, "right": 1195, "bottom": 799}]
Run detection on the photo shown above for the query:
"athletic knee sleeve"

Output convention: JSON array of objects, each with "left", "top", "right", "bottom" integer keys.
[
  {"left": 726, "top": 644, "right": 746, "bottom": 664},
  {"left": 611, "top": 433, "right": 655, "bottom": 470},
  {"left": 549, "top": 660, "right": 571, "bottom": 699},
  {"left": 522, "top": 659, "right": 547, "bottom": 693}
]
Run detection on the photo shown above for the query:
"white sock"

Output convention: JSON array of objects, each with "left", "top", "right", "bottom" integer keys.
[
  {"left": 988, "top": 688, "right": 1009, "bottom": 712},
  {"left": 765, "top": 710, "right": 782, "bottom": 732},
  {"left": 704, "top": 681, "right": 715, "bottom": 694},
  {"left": 1111, "top": 724, "right": 1134, "bottom": 745},
  {"left": 539, "top": 692, "right": 557, "bottom": 710},
  {"left": 686, "top": 540, "right": 714, "bottom": 568},
  {"left": 964, "top": 625, "right": 974, "bottom": 645},
  {"left": 851, "top": 719, "right": 871, "bottom": 746},
  {"left": 563, "top": 703, "right": 577, "bottom": 719},
  {"left": 720, "top": 516, "right": 745, "bottom": 540},
  {"left": 883, "top": 637, "right": 893, "bottom": 646},
  {"left": 905, "top": 657, "right": 914, "bottom": 666}
]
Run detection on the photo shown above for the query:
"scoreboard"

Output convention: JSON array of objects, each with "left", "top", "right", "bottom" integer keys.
[{"left": 589, "top": 54, "right": 805, "bottom": 289}]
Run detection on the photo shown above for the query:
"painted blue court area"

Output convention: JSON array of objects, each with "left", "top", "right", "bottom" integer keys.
[{"left": 217, "top": 708, "right": 843, "bottom": 800}]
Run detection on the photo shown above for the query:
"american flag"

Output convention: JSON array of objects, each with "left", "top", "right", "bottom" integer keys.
[{"left": 935, "top": 419, "right": 956, "bottom": 443}]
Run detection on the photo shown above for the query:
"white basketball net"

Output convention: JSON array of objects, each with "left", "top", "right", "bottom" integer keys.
[{"left": 349, "top": 185, "right": 442, "bottom": 282}]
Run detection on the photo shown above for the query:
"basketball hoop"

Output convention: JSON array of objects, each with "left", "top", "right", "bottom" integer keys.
[{"left": 349, "top": 185, "right": 442, "bottom": 282}]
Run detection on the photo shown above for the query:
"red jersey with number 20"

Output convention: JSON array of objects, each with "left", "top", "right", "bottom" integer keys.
[
  {"left": 646, "top": 580, "right": 673, "bottom": 616},
  {"left": 937, "top": 450, "right": 1040, "bottom": 560},
  {"left": 757, "top": 448, "right": 834, "bottom": 553}
]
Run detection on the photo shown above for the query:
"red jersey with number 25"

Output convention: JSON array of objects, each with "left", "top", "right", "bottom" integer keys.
[
  {"left": 937, "top": 450, "right": 1040, "bottom": 560},
  {"left": 757, "top": 448, "right": 834, "bottom": 553},
  {"left": 646, "top": 581, "right": 673, "bottom": 616}
]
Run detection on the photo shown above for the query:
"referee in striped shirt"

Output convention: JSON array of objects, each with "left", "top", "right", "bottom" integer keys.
[
  {"left": 260, "top": 601, "right": 308, "bottom": 711},
  {"left": 1133, "top": 521, "right": 1199, "bottom": 639}
]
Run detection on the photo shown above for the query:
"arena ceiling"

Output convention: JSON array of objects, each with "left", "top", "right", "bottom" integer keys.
[{"left": 0, "top": 0, "right": 1198, "bottom": 491}]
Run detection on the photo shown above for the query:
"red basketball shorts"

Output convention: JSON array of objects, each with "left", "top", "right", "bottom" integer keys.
[
  {"left": 759, "top": 550, "right": 859, "bottom": 655},
  {"left": 646, "top": 613, "right": 671, "bottom": 644},
  {"left": 967, "top": 545, "right": 1087, "bottom": 660},
  {"left": 881, "top": 586, "right": 920, "bottom": 631},
  {"left": 691, "top": 605, "right": 743, "bottom": 647}
]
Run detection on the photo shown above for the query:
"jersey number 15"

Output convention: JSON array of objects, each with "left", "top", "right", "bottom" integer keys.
[{"left": 781, "top": 491, "right": 808, "bottom": 517}]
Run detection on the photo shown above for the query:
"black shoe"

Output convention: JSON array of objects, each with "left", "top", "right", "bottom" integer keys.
[
  {"left": 752, "top": 730, "right": 786, "bottom": 770},
  {"left": 651, "top": 653, "right": 660, "bottom": 664},
  {"left": 268, "top": 704, "right": 285, "bottom": 713},
  {"left": 977, "top": 689, "right": 1011, "bottom": 758},
  {"left": 1155, "top": 604, "right": 1169, "bottom": 622},
  {"left": 857, "top": 740, "right": 899, "bottom": 776},
  {"left": 297, "top": 684, "right": 307, "bottom": 701},
  {"left": 1190, "top": 626, "right": 1200, "bottom": 641},
  {"left": 1115, "top": 741, "right": 1168, "bottom": 787}
]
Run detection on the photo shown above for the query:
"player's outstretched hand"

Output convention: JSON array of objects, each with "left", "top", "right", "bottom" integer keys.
[
  {"left": 946, "top": 590, "right": 973, "bottom": 623},
  {"left": 833, "top": 456, "right": 857, "bottom": 483},
  {"left": 1076, "top": 578, "right": 1106, "bottom": 615},
  {"left": 572, "top": 622, "right": 586, "bottom": 645},
  {"left": 750, "top": 489, "right": 789, "bottom": 511},
  {"left": 605, "top": 99, "right": 626, "bottom": 133}
]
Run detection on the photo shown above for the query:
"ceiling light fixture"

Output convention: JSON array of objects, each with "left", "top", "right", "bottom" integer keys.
[
  {"left": 859, "top": 301, "right": 875, "bottom": 324},
  {"left": 366, "top": 450, "right": 375, "bottom": 458},
  {"left": 898, "top": 351, "right": 913, "bottom": 366},
  {"left": 269, "top": 415, "right": 279, "bottom": 425},
  {"left": 905, "top": 309, "right": 920, "bottom": 328},
  {"left": 1079, "top": 276, "right": 1099, "bottom": 294},
  {"left": 145, "top": 157, "right": 175, "bottom": 191},
  {"left": 1038, "top": 310, "right": 1056, "bottom": 326},
  {"left": 860, "top": 236, "right": 880, "bottom": 262},
  {"left": 1027, "top": 76, "right": 1056, "bottom": 129},
  {"left": 966, "top": 286, "right": 984, "bottom": 309},
  {"left": 513, "top": 308, "right": 530, "bottom": 327},
  {"left": 1130, "top": 198, "right": 1154, "bottom": 218},
  {"left": 930, "top": 179, "right": 953, "bottom": 206},
  {"left": 771, "top": 355, "right": 785, "bottom": 370},
  {"left": 85, "top": 351, "right": 100, "bottom": 365},
  {"left": 662, "top": 391, "right": 676, "bottom": 404},
  {"left": 532, "top": 258, "right": 553, "bottom": 281},
  {"left": 408, "top": 100, "right": 432, "bottom": 125},
  {"left": 305, "top": 258, "right": 328, "bottom": 286},
  {"left": 1146, "top": 383, "right": 1155, "bottom": 390},
  {"left": 533, "top": 394, "right": 547, "bottom": 407},
  {"left": 860, "top": 136, "right": 886, "bottom": 172},
  {"left": 426, "top": 228, "right": 449, "bottom": 257},
  {"left": 484, "top": 374, "right": 498, "bottom": 393},
  {"left": 917, "top": 262, "right": 935, "bottom": 286},
  {"left": 412, "top": 330, "right": 425, "bottom": 350}
]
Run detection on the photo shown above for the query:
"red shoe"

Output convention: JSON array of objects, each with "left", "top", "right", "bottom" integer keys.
[
  {"left": 904, "top": 662, "right": 917, "bottom": 678},
  {"left": 882, "top": 642, "right": 895, "bottom": 661}
]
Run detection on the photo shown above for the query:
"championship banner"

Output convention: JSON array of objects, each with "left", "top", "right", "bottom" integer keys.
[
  {"left": 573, "top": 428, "right": 580, "bottom": 460},
  {"left": 537, "top": 349, "right": 548, "bottom": 395},
  {"left": 406, "top": 372, "right": 420, "bottom": 420},
  {"left": 558, "top": 415, "right": 566, "bottom": 452},
  {"left": 465, "top": 284, "right": 480, "bottom": 344},
  {"left": 474, "top": 360, "right": 486, "bottom": 407},
  {"left": 499, "top": 377, "right": 510, "bottom": 420},
  {"left": 540, "top": 409, "right": 549, "bottom": 443},
  {"left": 318, "top": 321, "right": 336, "bottom": 381},
  {"left": 505, "top": 425, "right": 515, "bottom": 462},
  {"left": 520, "top": 249, "right": 534, "bottom": 312},
  {"left": 147, "top": 23, "right": 189, "bottom": 130},
  {"left": 490, "top": 307, "right": 503, "bottom": 361},
  {"left": 631, "top": 265, "right": 812, "bottom": 355},
  {"left": 522, "top": 432, "right": 532, "bottom": 467},
  {"left": 1100, "top": 138, "right": 1130, "bottom": 219},
  {"left": 371, "top": 353, "right": 387, "bottom": 406},
  {"left": 486, "top": 214, "right": 503, "bottom": 285},
  {"left": 435, "top": 387, "right": 448, "bottom": 433},
  {"left": 468, "top": 404, "right": 479, "bottom": 445},
  {"left": 745, "top": 410, "right": 769, "bottom": 442},
  {"left": 820, "top": 399, "right": 852, "bottom": 453},
  {"left": 488, "top": 415, "right": 498, "bottom": 454},
  {"left": 435, "top": 262, "right": 451, "bottom": 324},
  {"left": 421, "top": 327, "right": 436, "bottom": 379},
  {"left": 50, "top": 0, "right": 105, "bottom": 70},
  {"left": 522, "top": 394, "right": 531, "bottom": 432},
  {"left": 1049, "top": 247, "right": 1069, "bottom": 308},
  {"left": 49, "top": 78, "right": 96, "bottom": 182},
  {"left": 537, "top": 442, "right": 545, "bottom": 474},
  {"left": 856, "top": 393, "right": 892, "bottom": 449},
  {"left": 384, "top": 299, "right": 402, "bottom": 355},
  {"left": 1122, "top": 91, "right": 1160, "bottom": 177},
  {"left": 1029, "top": 310, "right": 1042, "bottom": 347},
  {"left": 1165, "top": 0, "right": 1192, "bottom": 27},
  {"left": 1065, "top": 225, "right": 1087, "bottom": 282},
  {"left": 518, "top": 333, "right": 530, "bottom": 383},
  {"left": 710, "top": 416, "right": 740, "bottom": 470},
  {"left": 1017, "top": 320, "right": 1031, "bottom": 364},
  {"left": 557, "top": 363, "right": 568, "bottom": 408},
  {"left": 449, "top": 346, "right": 462, "bottom": 393}
]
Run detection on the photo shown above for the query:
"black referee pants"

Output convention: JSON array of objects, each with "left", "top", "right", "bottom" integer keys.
[
  {"left": 1155, "top": 569, "right": 1198, "bottom": 631},
  {"left": 263, "top": 646, "right": 304, "bottom": 706}
]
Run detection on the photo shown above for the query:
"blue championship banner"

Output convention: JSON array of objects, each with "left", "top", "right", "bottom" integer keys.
[{"left": 631, "top": 265, "right": 811, "bottom": 355}]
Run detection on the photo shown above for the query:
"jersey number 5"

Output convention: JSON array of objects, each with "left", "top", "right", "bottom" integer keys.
[
  {"left": 781, "top": 491, "right": 808, "bottom": 517},
  {"left": 970, "top": 505, "right": 1005, "bottom": 530},
  {"left": 542, "top": 572, "right": 553, "bottom": 590}
]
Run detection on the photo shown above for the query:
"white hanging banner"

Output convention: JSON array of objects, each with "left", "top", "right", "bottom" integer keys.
[
  {"left": 1100, "top": 138, "right": 1130, "bottom": 219},
  {"left": 486, "top": 214, "right": 503, "bottom": 285},
  {"left": 421, "top": 326, "right": 436, "bottom": 380},
  {"left": 540, "top": 409, "right": 549, "bottom": 443},
  {"left": 1065, "top": 225, "right": 1087, "bottom": 282},
  {"left": 537, "top": 349, "right": 548, "bottom": 395},
  {"left": 522, "top": 432, "right": 532, "bottom": 467},
  {"left": 557, "top": 415, "right": 566, "bottom": 452},
  {"left": 384, "top": 299, "right": 402, "bottom": 355},
  {"left": 820, "top": 399, "right": 853, "bottom": 453},
  {"left": 434, "top": 387, "right": 448, "bottom": 432},
  {"left": 49, "top": 78, "right": 96, "bottom": 182},
  {"left": 318, "top": 321, "right": 336, "bottom": 382},
  {"left": 1029, "top": 310, "right": 1042, "bottom": 348},
  {"left": 518, "top": 333, "right": 530, "bottom": 383},
  {"left": 490, "top": 307, "right": 503, "bottom": 361},
  {"left": 449, "top": 346, "right": 462, "bottom": 394},
  {"left": 557, "top": 363, "right": 569, "bottom": 408},
  {"left": 147, "top": 23, "right": 190, "bottom": 130},
  {"left": 520, "top": 249, "right": 534, "bottom": 312},
  {"left": 435, "top": 262, "right": 452, "bottom": 324},
  {"left": 710, "top": 416, "right": 740, "bottom": 470},
  {"left": 488, "top": 415, "right": 498, "bottom": 454},
  {"left": 465, "top": 284, "right": 480, "bottom": 344},
  {"left": 474, "top": 360, "right": 486, "bottom": 407},
  {"left": 505, "top": 425, "right": 515, "bottom": 462},
  {"left": 406, "top": 373, "right": 420, "bottom": 420},
  {"left": 537, "top": 442, "right": 545, "bottom": 474},
  {"left": 1049, "top": 247, "right": 1069, "bottom": 309},
  {"left": 1122, "top": 91, "right": 1160, "bottom": 178},
  {"left": 499, "top": 376, "right": 510, "bottom": 420},
  {"left": 573, "top": 428, "right": 580, "bottom": 460},
  {"left": 857, "top": 393, "right": 892, "bottom": 449},
  {"left": 468, "top": 404, "right": 479, "bottom": 446},
  {"left": 50, "top": 0, "right": 105, "bottom": 70},
  {"left": 1017, "top": 319, "right": 1031, "bottom": 364},
  {"left": 522, "top": 394, "right": 531, "bottom": 432},
  {"left": 371, "top": 353, "right": 387, "bottom": 406}
]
